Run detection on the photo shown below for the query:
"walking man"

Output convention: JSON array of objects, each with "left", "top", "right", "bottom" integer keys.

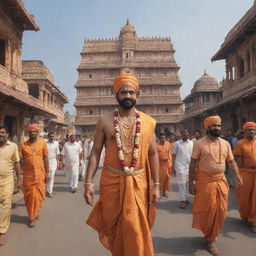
[
  {"left": 61, "top": 134, "right": 83, "bottom": 193},
  {"left": 0, "top": 125, "right": 21, "bottom": 246},
  {"left": 189, "top": 116, "right": 242, "bottom": 255},
  {"left": 46, "top": 132, "right": 60, "bottom": 198},
  {"left": 84, "top": 72, "right": 160, "bottom": 256},
  {"left": 233, "top": 121, "right": 256, "bottom": 233},
  {"left": 157, "top": 133, "right": 173, "bottom": 197},
  {"left": 172, "top": 129, "right": 193, "bottom": 209},
  {"left": 19, "top": 124, "right": 49, "bottom": 227}
]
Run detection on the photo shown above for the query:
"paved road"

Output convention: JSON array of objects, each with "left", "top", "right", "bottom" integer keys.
[{"left": 0, "top": 171, "right": 255, "bottom": 256}]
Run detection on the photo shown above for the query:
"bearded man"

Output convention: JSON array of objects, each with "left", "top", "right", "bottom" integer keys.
[
  {"left": 84, "top": 72, "right": 160, "bottom": 256},
  {"left": 233, "top": 121, "right": 256, "bottom": 233},
  {"left": 189, "top": 115, "right": 243, "bottom": 256},
  {"left": 19, "top": 124, "right": 49, "bottom": 227}
]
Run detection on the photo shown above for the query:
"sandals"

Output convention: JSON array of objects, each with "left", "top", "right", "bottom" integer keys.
[{"left": 207, "top": 243, "right": 220, "bottom": 256}]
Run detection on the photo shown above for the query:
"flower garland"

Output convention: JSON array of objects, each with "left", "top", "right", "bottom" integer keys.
[{"left": 114, "top": 109, "right": 141, "bottom": 175}]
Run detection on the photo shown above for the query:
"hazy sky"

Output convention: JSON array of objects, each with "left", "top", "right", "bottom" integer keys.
[{"left": 22, "top": 0, "right": 254, "bottom": 113}]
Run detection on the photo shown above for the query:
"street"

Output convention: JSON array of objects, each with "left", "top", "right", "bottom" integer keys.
[{"left": 0, "top": 170, "right": 255, "bottom": 256}]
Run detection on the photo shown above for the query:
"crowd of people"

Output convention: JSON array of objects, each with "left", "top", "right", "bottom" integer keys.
[{"left": 0, "top": 72, "right": 255, "bottom": 256}]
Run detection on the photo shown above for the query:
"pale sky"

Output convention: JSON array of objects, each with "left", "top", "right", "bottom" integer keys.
[{"left": 22, "top": 0, "right": 254, "bottom": 113}]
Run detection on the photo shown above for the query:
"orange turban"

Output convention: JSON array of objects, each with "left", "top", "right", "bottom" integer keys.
[
  {"left": 243, "top": 122, "right": 256, "bottom": 131},
  {"left": 27, "top": 124, "right": 40, "bottom": 132},
  {"left": 204, "top": 115, "right": 222, "bottom": 129},
  {"left": 113, "top": 72, "right": 139, "bottom": 93}
]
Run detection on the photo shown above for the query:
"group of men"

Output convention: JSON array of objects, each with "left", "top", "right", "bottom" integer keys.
[
  {"left": 0, "top": 126, "right": 94, "bottom": 246},
  {"left": 0, "top": 72, "right": 255, "bottom": 256}
]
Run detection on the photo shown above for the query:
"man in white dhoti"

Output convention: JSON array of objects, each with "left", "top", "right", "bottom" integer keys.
[
  {"left": 46, "top": 132, "right": 60, "bottom": 198},
  {"left": 61, "top": 134, "right": 83, "bottom": 193},
  {"left": 172, "top": 130, "right": 193, "bottom": 209}
]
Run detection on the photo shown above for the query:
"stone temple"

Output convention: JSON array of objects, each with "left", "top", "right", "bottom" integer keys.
[{"left": 74, "top": 20, "right": 183, "bottom": 135}]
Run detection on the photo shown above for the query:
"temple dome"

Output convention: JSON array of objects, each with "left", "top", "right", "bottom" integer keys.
[
  {"left": 119, "top": 19, "right": 137, "bottom": 36},
  {"left": 193, "top": 71, "right": 218, "bottom": 91}
]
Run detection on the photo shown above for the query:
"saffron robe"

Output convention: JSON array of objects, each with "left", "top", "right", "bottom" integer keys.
[
  {"left": 234, "top": 138, "right": 256, "bottom": 223},
  {"left": 19, "top": 139, "right": 48, "bottom": 220},
  {"left": 157, "top": 141, "right": 172, "bottom": 191},
  {"left": 87, "top": 112, "right": 156, "bottom": 256},
  {"left": 191, "top": 137, "right": 233, "bottom": 242},
  {"left": 192, "top": 171, "right": 229, "bottom": 242}
]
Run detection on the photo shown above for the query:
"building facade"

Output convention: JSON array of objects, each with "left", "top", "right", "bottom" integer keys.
[
  {"left": 0, "top": 0, "right": 56, "bottom": 143},
  {"left": 22, "top": 60, "right": 68, "bottom": 139},
  {"left": 181, "top": 2, "right": 256, "bottom": 134},
  {"left": 74, "top": 20, "right": 183, "bottom": 135}
]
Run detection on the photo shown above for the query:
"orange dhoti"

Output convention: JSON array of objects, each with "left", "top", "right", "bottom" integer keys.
[
  {"left": 236, "top": 168, "right": 256, "bottom": 223},
  {"left": 192, "top": 171, "right": 229, "bottom": 242},
  {"left": 159, "top": 160, "right": 172, "bottom": 191},
  {"left": 23, "top": 175, "right": 45, "bottom": 221},
  {"left": 19, "top": 138, "right": 48, "bottom": 221},
  {"left": 87, "top": 168, "right": 155, "bottom": 256},
  {"left": 87, "top": 112, "right": 156, "bottom": 256}
]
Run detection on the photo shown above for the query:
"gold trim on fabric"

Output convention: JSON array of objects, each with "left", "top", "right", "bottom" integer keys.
[{"left": 106, "top": 165, "right": 145, "bottom": 176}]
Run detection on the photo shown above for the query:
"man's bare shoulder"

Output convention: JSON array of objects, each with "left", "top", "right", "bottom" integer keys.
[{"left": 97, "top": 112, "right": 114, "bottom": 125}]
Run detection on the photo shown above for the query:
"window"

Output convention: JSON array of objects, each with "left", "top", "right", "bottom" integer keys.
[
  {"left": 126, "top": 52, "right": 129, "bottom": 58},
  {"left": 89, "top": 110, "right": 93, "bottom": 115},
  {"left": 165, "top": 108, "right": 169, "bottom": 113},
  {"left": 28, "top": 84, "right": 39, "bottom": 99},
  {"left": 247, "top": 53, "right": 251, "bottom": 72},
  {"left": 238, "top": 58, "right": 244, "bottom": 78},
  {"left": 0, "top": 40, "right": 5, "bottom": 67},
  {"left": 89, "top": 74, "right": 92, "bottom": 78}
]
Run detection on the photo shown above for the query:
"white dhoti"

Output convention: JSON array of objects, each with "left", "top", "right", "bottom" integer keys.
[
  {"left": 65, "top": 163, "right": 79, "bottom": 189},
  {"left": 79, "top": 159, "right": 86, "bottom": 178},
  {"left": 175, "top": 164, "right": 189, "bottom": 201},
  {"left": 47, "top": 159, "right": 57, "bottom": 194}
]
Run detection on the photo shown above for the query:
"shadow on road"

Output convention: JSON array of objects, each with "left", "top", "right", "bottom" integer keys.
[
  {"left": 53, "top": 186, "right": 70, "bottom": 192},
  {"left": 153, "top": 236, "right": 205, "bottom": 256},
  {"left": 11, "top": 214, "right": 28, "bottom": 225},
  {"left": 157, "top": 200, "right": 192, "bottom": 214},
  {"left": 221, "top": 216, "right": 255, "bottom": 239}
]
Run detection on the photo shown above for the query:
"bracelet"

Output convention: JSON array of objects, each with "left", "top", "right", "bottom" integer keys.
[
  {"left": 84, "top": 182, "right": 94, "bottom": 189},
  {"left": 153, "top": 182, "right": 160, "bottom": 186}
]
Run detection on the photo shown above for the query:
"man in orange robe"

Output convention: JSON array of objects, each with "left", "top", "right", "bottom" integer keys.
[
  {"left": 84, "top": 72, "right": 160, "bottom": 256},
  {"left": 189, "top": 116, "right": 242, "bottom": 256},
  {"left": 233, "top": 121, "right": 256, "bottom": 233},
  {"left": 19, "top": 124, "right": 49, "bottom": 227},
  {"left": 157, "top": 133, "right": 173, "bottom": 197}
]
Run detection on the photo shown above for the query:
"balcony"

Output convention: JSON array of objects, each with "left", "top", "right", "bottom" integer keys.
[
  {"left": 74, "top": 95, "right": 182, "bottom": 107},
  {"left": 75, "top": 77, "right": 182, "bottom": 87}
]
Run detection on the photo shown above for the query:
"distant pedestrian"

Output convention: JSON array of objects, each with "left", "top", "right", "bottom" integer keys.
[
  {"left": 172, "top": 130, "right": 193, "bottom": 209},
  {"left": 233, "top": 122, "right": 256, "bottom": 233},
  {"left": 60, "top": 134, "right": 82, "bottom": 193},
  {"left": 157, "top": 133, "right": 173, "bottom": 197},
  {"left": 46, "top": 132, "right": 60, "bottom": 198},
  {"left": 19, "top": 124, "right": 49, "bottom": 227},
  {"left": 0, "top": 125, "right": 21, "bottom": 246}
]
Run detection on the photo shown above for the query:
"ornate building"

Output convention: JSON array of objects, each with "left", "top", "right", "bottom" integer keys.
[
  {"left": 181, "top": 1, "right": 256, "bottom": 134},
  {"left": 181, "top": 71, "right": 222, "bottom": 132},
  {"left": 22, "top": 60, "right": 68, "bottom": 139},
  {"left": 74, "top": 20, "right": 183, "bottom": 135},
  {"left": 0, "top": 0, "right": 55, "bottom": 143}
]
